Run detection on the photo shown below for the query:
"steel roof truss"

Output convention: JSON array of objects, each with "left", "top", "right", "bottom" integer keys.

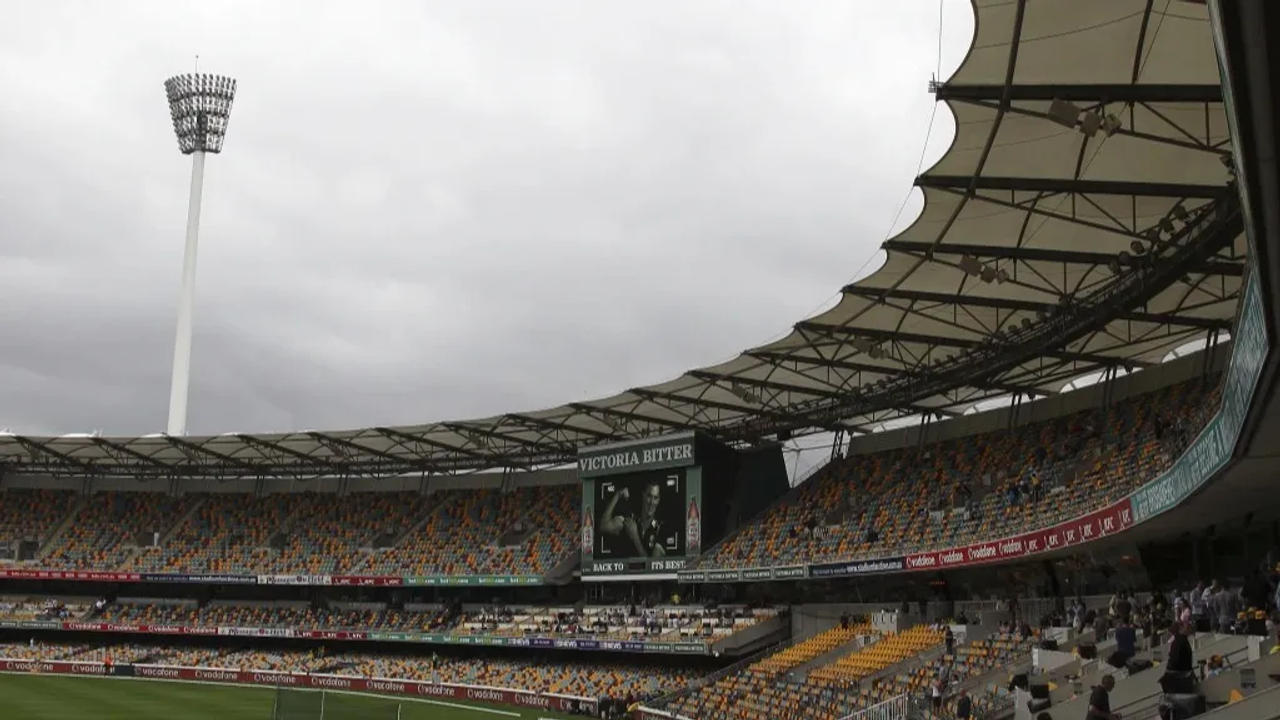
[
  {"left": 916, "top": 174, "right": 1225, "bottom": 199},
  {"left": 164, "top": 436, "right": 262, "bottom": 474},
  {"left": 90, "top": 438, "right": 172, "bottom": 470},
  {"left": 234, "top": 434, "right": 339, "bottom": 470},
  {"left": 934, "top": 83, "right": 1222, "bottom": 104},
  {"left": 11, "top": 436, "right": 95, "bottom": 473}
]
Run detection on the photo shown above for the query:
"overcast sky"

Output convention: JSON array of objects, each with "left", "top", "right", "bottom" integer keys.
[{"left": 0, "top": 1, "right": 973, "bottom": 438}]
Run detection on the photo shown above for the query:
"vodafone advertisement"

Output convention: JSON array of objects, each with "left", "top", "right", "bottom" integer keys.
[
  {"left": 61, "top": 622, "right": 218, "bottom": 636},
  {"left": 0, "top": 659, "right": 593, "bottom": 714},
  {"left": 904, "top": 498, "right": 1134, "bottom": 571},
  {"left": 0, "top": 659, "right": 110, "bottom": 675}
]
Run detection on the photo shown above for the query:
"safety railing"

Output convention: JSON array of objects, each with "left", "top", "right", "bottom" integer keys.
[{"left": 837, "top": 692, "right": 911, "bottom": 720}]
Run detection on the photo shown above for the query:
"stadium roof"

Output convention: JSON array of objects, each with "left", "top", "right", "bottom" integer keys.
[{"left": 0, "top": 0, "right": 1251, "bottom": 479}]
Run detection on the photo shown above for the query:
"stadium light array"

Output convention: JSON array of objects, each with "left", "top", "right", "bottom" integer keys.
[
  {"left": 164, "top": 74, "right": 237, "bottom": 154},
  {"left": 162, "top": 72, "right": 237, "bottom": 436}
]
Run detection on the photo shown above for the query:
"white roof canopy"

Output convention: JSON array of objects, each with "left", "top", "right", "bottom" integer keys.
[{"left": 0, "top": 0, "right": 1248, "bottom": 479}]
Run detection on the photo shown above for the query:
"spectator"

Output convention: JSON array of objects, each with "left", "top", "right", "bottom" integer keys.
[
  {"left": 1213, "top": 584, "right": 1240, "bottom": 633},
  {"left": 1093, "top": 612, "right": 1109, "bottom": 642},
  {"left": 1087, "top": 675, "right": 1120, "bottom": 720},
  {"left": 1167, "top": 623, "right": 1194, "bottom": 673},
  {"left": 1115, "top": 592, "right": 1132, "bottom": 623},
  {"left": 945, "top": 626, "right": 955, "bottom": 655},
  {"left": 955, "top": 688, "right": 972, "bottom": 720},
  {"left": 1112, "top": 619, "right": 1136, "bottom": 667}
]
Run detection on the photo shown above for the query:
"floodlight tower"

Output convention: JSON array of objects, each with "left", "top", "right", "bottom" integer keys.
[{"left": 163, "top": 73, "right": 236, "bottom": 436}]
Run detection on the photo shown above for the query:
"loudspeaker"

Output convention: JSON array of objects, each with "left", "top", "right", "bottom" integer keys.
[
  {"left": 1029, "top": 683, "right": 1050, "bottom": 700},
  {"left": 1039, "top": 639, "right": 1059, "bottom": 651},
  {"left": 1078, "top": 643, "right": 1097, "bottom": 660}
]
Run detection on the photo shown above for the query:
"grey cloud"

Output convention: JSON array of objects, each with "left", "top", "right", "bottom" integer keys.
[{"left": 0, "top": 1, "right": 974, "bottom": 436}]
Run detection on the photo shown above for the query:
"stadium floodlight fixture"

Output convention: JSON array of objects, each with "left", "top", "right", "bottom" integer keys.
[
  {"left": 164, "top": 73, "right": 237, "bottom": 154},
  {"left": 162, "top": 72, "right": 237, "bottom": 436}
]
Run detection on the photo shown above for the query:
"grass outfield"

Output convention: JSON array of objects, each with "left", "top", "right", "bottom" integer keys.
[{"left": 0, "top": 674, "right": 585, "bottom": 720}]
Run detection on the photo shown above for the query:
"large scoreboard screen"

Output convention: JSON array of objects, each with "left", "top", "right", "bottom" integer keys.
[{"left": 580, "top": 433, "right": 703, "bottom": 579}]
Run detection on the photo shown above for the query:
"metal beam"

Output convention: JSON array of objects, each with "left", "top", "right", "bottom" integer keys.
[
  {"left": 502, "top": 413, "right": 617, "bottom": 442},
  {"left": 235, "top": 434, "right": 339, "bottom": 469},
  {"left": 795, "top": 321, "right": 981, "bottom": 348},
  {"left": 373, "top": 427, "right": 491, "bottom": 462},
  {"left": 307, "top": 432, "right": 410, "bottom": 465},
  {"left": 688, "top": 369, "right": 842, "bottom": 399},
  {"left": 881, "top": 239, "right": 1245, "bottom": 276},
  {"left": 1045, "top": 349, "right": 1153, "bottom": 369},
  {"left": 164, "top": 436, "right": 263, "bottom": 474},
  {"left": 935, "top": 83, "right": 1222, "bottom": 103},
  {"left": 627, "top": 386, "right": 795, "bottom": 424},
  {"left": 841, "top": 286, "right": 1233, "bottom": 330},
  {"left": 566, "top": 403, "right": 690, "bottom": 432},
  {"left": 904, "top": 404, "right": 962, "bottom": 419},
  {"left": 443, "top": 421, "right": 576, "bottom": 454},
  {"left": 746, "top": 349, "right": 900, "bottom": 378},
  {"left": 90, "top": 438, "right": 172, "bottom": 470},
  {"left": 917, "top": 174, "right": 1226, "bottom": 198},
  {"left": 12, "top": 436, "right": 96, "bottom": 473},
  {"left": 748, "top": 349, "right": 1050, "bottom": 400}
]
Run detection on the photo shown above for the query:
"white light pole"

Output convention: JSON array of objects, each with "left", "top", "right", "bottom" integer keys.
[{"left": 163, "top": 73, "right": 236, "bottom": 436}]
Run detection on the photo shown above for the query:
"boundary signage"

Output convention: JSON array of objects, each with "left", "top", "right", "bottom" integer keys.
[{"left": 0, "top": 570, "right": 544, "bottom": 587}]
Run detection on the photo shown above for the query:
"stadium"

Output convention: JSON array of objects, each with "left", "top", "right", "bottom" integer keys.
[{"left": 2, "top": 2, "right": 1279, "bottom": 720}]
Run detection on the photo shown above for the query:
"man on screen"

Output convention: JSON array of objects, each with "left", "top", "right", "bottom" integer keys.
[{"left": 600, "top": 482, "right": 667, "bottom": 557}]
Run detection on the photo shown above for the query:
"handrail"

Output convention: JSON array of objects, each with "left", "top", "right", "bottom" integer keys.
[{"left": 836, "top": 692, "right": 910, "bottom": 720}]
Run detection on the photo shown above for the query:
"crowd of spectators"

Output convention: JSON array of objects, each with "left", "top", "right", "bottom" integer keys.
[
  {"left": 91, "top": 599, "right": 776, "bottom": 645},
  {"left": 0, "top": 596, "right": 88, "bottom": 622},
  {"left": 456, "top": 604, "right": 776, "bottom": 642},
  {"left": 700, "top": 380, "right": 1218, "bottom": 570}
]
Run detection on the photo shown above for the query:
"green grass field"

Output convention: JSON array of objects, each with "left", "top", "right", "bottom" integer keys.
[{"left": 0, "top": 674, "right": 585, "bottom": 720}]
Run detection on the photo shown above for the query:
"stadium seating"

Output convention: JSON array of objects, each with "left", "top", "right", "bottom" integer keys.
[
  {"left": 700, "top": 380, "right": 1218, "bottom": 570},
  {"left": 131, "top": 486, "right": 378, "bottom": 571},
  {"left": 257, "top": 491, "right": 434, "bottom": 575},
  {"left": 360, "top": 486, "right": 576, "bottom": 577},
  {"left": 669, "top": 625, "right": 1037, "bottom": 720},
  {"left": 40, "top": 493, "right": 194, "bottom": 570},
  {"left": 94, "top": 487, "right": 572, "bottom": 578},
  {"left": 0, "top": 489, "right": 77, "bottom": 557},
  {"left": 666, "top": 622, "right": 870, "bottom": 720}
]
